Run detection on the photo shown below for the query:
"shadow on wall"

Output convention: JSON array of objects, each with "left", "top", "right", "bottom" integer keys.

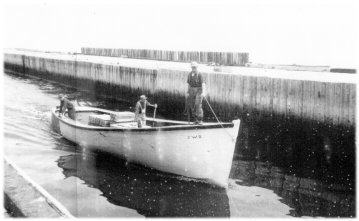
[{"left": 230, "top": 158, "right": 355, "bottom": 217}]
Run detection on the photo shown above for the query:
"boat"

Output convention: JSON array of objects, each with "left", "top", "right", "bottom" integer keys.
[{"left": 51, "top": 106, "right": 240, "bottom": 187}]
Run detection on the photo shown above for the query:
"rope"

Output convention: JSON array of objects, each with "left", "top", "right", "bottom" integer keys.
[{"left": 203, "top": 96, "right": 235, "bottom": 142}]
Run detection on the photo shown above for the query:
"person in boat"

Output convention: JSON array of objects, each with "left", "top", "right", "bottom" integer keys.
[
  {"left": 134, "top": 95, "right": 157, "bottom": 128},
  {"left": 58, "top": 94, "right": 76, "bottom": 120},
  {"left": 185, "top": 61, "right": 206, "bottom": 125}
]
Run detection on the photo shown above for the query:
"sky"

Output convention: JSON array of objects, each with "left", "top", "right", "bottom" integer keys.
[{"left": 3, "top": 0, "right": 358, "bottom": 68}]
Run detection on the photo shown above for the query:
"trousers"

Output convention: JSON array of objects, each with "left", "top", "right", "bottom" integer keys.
[
  {"left": 187, "top": 87, "right": 203, "bottom": 121},
  {"left": 67, "top": 108, "right": 76, "bottom": 120},
  {"left": 135, "top": 113, "right": 146, "bottom": 128}
]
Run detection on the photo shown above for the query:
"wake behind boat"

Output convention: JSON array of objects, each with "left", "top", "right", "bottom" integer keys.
[{"left": 51, "top": 106, "right": 240, "bottom": 187}]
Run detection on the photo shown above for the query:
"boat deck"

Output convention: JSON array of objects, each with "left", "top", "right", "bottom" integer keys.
[
  {"left": 54, "top": 106, "right": 235, "bottom": 132},
  {"left": 67, "top": 107, "right": 211, "bottom": 129}
]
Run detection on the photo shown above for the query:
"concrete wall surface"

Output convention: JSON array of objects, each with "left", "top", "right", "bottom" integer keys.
[
  {"left": 4, "top": 49, "right": 356, "bottom": 127},
  {"left": 4, "top": 157, "right": 74, "bottom": 218}
]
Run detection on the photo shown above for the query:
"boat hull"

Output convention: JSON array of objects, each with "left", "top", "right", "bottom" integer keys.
[{"left": 52, "top": 107, "right": 240, "bottom": 187}]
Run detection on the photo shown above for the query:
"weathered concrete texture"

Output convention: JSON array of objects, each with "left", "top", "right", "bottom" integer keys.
[
  {"left": 4, "top": 158, "right": 73, "bottom": 218},
  {"left": 4, "top": 49, "right": 356, "bottom": 128}
]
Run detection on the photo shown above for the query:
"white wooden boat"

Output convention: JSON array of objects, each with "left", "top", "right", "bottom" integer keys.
[{"left": 51, "top": 106, "right": 240, "bottom": 187}]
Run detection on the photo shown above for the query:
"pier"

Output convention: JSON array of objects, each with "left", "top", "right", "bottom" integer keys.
[
  {"left": 4, "top": 48, "right": 355, "bottom": 126},
  {"left": 4, "top": 157, "right": 73, "bottom": 218}
]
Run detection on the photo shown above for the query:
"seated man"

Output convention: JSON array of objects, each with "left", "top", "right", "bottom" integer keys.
[
  {"left": 134, "top": 95, "right": 157, "bottom": 128},
  {"left": 58, "top": 94, "right": 76, "bottom": 120}
]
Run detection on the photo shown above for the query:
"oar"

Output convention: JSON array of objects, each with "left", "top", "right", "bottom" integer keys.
[{"left": 152, "top": 106, "right": 157, "bottom": 127}]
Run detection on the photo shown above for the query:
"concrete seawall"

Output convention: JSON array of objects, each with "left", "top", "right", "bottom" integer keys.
[
  {"left": 4, "top": 157, "right": 74, "bottom": 218},
  {"left": 4, "top": 49, "right": 356, "bottom": 188},
  {"left": 4, "top": 49, "right": 356, "bottom": 127}
]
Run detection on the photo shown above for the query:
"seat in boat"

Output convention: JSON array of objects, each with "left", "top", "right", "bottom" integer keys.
[{"left": 88, "top": 112, "right": 151, "bottom": 128}]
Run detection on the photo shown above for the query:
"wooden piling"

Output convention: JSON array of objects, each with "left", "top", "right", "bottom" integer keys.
[{"left": 81, "top": 47, "right": 249, "bottom": 66}]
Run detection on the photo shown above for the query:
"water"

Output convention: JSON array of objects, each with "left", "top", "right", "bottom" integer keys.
[{"left": 3, "top": 72, "right": 355, "bottom": 217}]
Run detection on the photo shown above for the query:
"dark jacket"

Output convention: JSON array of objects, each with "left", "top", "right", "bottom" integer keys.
[{"left": 187, "top": 71, "right": 203, "bottom": 88}]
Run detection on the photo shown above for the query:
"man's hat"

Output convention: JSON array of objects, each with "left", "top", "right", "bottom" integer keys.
[
  {"left": 191, "top": 62, "right": 199, "bottom": 67},
  {"left": 140, "top": 95, "right": 147, "bottom": 100},
  {"left": 58, "top": 94, "right": 67, "bottom": 100}
]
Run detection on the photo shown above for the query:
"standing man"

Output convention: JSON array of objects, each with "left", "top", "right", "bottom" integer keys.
[
  {"left": 135, "top": 95, "right": 157, "bottom": 128},
  {"left": 58, "top": 94, "right": 76, "bottom": 120},
  {"left": 186, "top": 62, "right": 206, "bottom": 125}
]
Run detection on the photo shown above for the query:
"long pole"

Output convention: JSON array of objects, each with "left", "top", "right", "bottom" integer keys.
[
  {"left": 203, "top": 96, "right": 235, "bottom": 141},
  {"left": 152, "top": 107, "right": 157, "bottom": 127}
]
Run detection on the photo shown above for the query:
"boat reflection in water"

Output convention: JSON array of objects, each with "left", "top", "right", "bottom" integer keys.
[{"left": 57, "top": 150, "right": 230, "bottom": 217}]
